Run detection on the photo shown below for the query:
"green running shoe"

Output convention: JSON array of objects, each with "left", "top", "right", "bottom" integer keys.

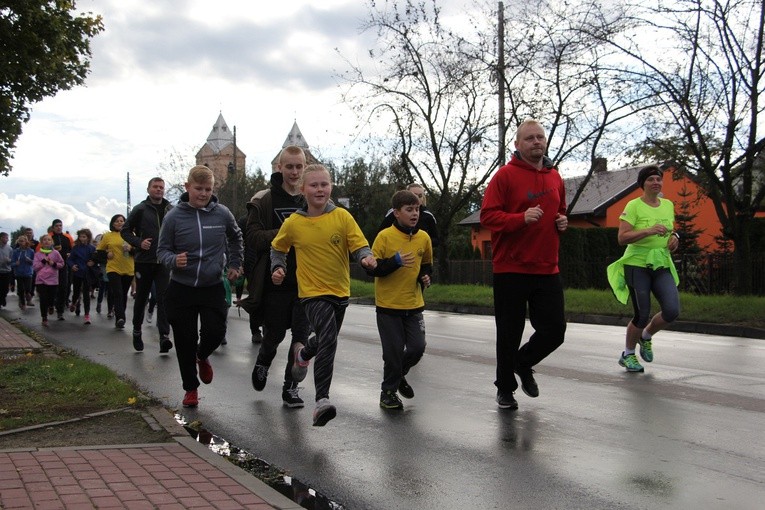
[
  {"left": 637, "top": 337, "right": 653, "bottom": 362},
  {"left": 619, "top": 352, "right": 645, "bottom": 372}
]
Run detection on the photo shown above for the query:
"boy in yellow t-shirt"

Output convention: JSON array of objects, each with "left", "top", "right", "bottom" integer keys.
[
  {"left": 367, "top": 190, "right": 433, "bottom": 410},
  {"left": 270, "top": 164, "right": 377, "bottom": 426}
]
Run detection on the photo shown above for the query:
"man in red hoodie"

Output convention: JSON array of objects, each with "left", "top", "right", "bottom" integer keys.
[{"left": 480, "top": 119, "right": 569, "bottom": 410}]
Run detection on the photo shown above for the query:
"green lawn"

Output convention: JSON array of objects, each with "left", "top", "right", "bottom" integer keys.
[{"left": 351, "top": 280, "right": 765, "bottom": 329}]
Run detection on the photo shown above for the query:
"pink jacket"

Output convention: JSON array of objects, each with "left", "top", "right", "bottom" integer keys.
[{"left": 33, "top": 250, "right": 65, "bottom": 285}]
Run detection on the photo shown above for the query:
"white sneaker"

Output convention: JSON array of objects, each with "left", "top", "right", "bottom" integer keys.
[{"left": 312, "top": 398, "right": 337, "bottom": 427}]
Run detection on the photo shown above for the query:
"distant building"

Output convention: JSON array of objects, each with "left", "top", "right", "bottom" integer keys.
[
  {"left": 270, "top": 120, "right": 320, "bottom": 172},
  {"left": 195, "top": 112, "right": 246, "bottom": 191}
]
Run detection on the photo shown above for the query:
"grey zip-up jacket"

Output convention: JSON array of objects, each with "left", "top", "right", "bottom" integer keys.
[{"left": 157, "top": 193, "right": 243, "bottom": 287}]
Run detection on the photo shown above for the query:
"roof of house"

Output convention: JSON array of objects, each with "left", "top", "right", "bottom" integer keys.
[
  {"left": 564, "top": 164, "right": 648, "bottom": 216},
  {"left": 458, "top": 162, "right": 668, "bottom": 226}
]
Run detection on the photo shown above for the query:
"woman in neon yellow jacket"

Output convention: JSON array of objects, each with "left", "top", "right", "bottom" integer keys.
[{"left": 607, "top": 165, "right": 680, "bottom": 373}]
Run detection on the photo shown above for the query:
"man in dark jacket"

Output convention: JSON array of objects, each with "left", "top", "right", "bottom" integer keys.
[
  {"left": 377, "top": 183, "right": 439, "bottom": 249},
  {"left": 122, "top": 177, "right": 173, "bottom": 353}
]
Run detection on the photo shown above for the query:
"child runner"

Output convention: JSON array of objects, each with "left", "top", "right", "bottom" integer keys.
[
  {"left": 11, "top": 235, "right": 35, "bottom": 310},
  {"left": 367, "top": 190, "right": 433, "bottom": 410},
  {"left": 271, "top": 163, "right": 377, "bottom": 426},
  {"left": 32, "top": 234, "right": 65, "bottom": 327},
  {"left": 157, "top": 165, "right": 243, "bottom": 408},
  {"left": 68, "top": 229, "right": 97, "bottom": 324}
]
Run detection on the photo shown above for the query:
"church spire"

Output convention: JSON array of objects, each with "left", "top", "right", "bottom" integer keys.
[
  {"left": 282, "top": 120, "right": 309, "bottom": 149},
  {"left": 205, "top": 112, "right": 234, "bottom": 153}
]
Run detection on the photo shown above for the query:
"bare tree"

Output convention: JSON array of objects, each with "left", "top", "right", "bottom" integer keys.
[
  {"left": 588, "top": 0, "right": 765, "bottom": 294},
  {"left": 155, "top": 148, "right": 196, "bottom": 204},
  {"left": 491, "top": 0, "right": 662, "bottom": 212},
  {"left": 339, "top": 0, "right": 500, "bottom": 280},
  {"left": 341, "top": 0, "right": 658, "bottom": 280}
]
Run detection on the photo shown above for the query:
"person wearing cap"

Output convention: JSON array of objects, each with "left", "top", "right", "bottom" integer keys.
[
  {"left": 480, "top": 118, "right": 568, "bottom": 411},
  {"left": 607, "top": 164, "right": 680, "bottom": 373}
]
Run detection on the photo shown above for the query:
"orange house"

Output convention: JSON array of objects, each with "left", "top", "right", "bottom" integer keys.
[{"left": 460, "top": 162, "right": 764, "bottom": 259}]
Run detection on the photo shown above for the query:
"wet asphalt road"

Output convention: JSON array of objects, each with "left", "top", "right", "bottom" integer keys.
[{"left": 4, "top": 300, "right": 764, "bottom": 510}]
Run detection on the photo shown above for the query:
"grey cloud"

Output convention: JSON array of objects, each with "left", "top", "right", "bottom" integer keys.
[{"left": 91, "top": 4, "right": 371, "bottom": 91}]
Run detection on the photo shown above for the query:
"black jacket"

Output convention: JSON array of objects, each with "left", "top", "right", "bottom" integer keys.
[
  {"left": 122, "top": 196, "right": 173, "bottom": 264},
  {"left": 239, "top": 173, "right": 304, "bottom": 313},
  {"left": 377, "top": 203, "right": 439, "bottom": 248}
]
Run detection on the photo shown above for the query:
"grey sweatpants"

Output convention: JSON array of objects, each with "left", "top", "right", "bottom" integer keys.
[{"left": 376, "top": 311, "right": 426, "bottom": 392}]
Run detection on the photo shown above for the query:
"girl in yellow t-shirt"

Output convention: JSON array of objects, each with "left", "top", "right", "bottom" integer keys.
[{"left": 271, "top": 164, "right": 377, "bottom": 426}]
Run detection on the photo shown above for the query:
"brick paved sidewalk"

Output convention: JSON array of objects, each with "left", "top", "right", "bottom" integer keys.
[{"left": 0, "top": 316, "right": 301, "bottom": 510}]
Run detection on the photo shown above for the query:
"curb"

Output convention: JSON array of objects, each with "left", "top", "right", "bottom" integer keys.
[{"left": 148, "top": 407, "right": 303, "bottom": 510}]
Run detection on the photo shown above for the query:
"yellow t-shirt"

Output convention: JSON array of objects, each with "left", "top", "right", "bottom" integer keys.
[
  {"left": 97, "top": 231, "right": 134, "bottom": 276},
  {"left": 272, "top": 208, "right": 369, "bottom": 298},
  {"left": 372, "top": 226, "right": 432, "bottom": 310}
]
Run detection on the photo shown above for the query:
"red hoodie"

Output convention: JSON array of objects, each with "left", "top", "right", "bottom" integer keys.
[{"left": 480, "top": 152, "right": 566, "bottom": 274}]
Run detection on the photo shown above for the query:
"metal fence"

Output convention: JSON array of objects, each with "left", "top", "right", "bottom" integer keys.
[{"left": 351, "top": 253, "right": 765, "bottom": 295}]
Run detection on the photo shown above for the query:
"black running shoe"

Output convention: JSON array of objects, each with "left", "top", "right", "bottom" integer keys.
[
  {"left": 251, "top": 364, "right": 268, "bottom": 391},
  {"left": 159, "top": 336, "right": 173, "bottom": 353},
  {"left": 398, "top": 377, "right": 414, "bottom": 399},
  {"left": 515, "top": 367, "right": 539, "bottom": 398},
  {"left": 496, "top": 391, "right": 518, "bottom": 410},
  {"left": 282, "top": 382, "right": 304, "bottom": 408},
  {"left": 132, "top": 330, "right": 144, "bottom": 352},
  {"left": 380, "top": 390, "right": 404, "bottom": 410}
]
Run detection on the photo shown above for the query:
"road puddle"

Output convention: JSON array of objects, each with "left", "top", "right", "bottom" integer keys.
[{"left": 175, "top": 413, "right": 345, "bottom": 510}]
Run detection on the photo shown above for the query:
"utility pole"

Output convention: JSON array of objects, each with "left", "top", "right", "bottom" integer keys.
[
  {"left": 497, "top": 1, "right": 506, "bottom": 166},
  {"left": 126, "top": 172, "right": 132, "bottom": 215},
  {"left": 227, "top": 126, "right": 238, "bottom": 217},
  {"left": 232, "top": 125, "right": 237, "bottom": 216}
]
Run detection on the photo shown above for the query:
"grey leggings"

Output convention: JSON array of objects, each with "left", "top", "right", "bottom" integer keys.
[{"left": 625, "top": 265, "right": 680, "bottom": 328}]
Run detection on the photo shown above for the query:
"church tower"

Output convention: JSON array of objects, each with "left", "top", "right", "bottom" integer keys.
[
  {"left": 195, "top": 113, "right": 246, "bottom": 190},
  {"left": 270, "top": 120, "right": 319, "bottom": 172}
]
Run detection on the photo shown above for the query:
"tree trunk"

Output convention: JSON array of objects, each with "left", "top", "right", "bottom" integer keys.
[{"left": 733, "top": 216, "right": 753, "bottom": 295}]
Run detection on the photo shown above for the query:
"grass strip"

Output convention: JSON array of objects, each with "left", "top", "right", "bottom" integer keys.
[
  {"left": 351, "top": 280, "right": 765, "bottom": 329},
  {"left": 0, "top": 352, "right": 146, "bottom": 431}
]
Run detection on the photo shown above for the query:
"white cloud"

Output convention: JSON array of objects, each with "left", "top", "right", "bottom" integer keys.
[
  {"left": 0, "top": 0, "right": 464, "bottom": 233},
  {"left": 0, "top": 193, "right": 112, "bottom": 237}
]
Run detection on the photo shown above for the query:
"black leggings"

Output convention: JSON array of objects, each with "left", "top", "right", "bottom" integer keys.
[{"left": 625, "top": 265, "right": 680, "bottom": 328}]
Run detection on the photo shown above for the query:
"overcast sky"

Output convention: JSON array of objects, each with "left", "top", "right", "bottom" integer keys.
[{"left": 1, "top": 0, "right": 406, "bottom": 236}]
